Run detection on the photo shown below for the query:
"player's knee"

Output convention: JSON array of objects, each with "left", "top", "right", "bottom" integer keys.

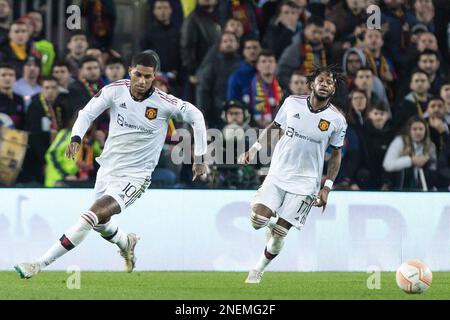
[
  {"left": 89, "top": 195, "right": 121, "bottom": 223},
  {"left": 250, "top": 211, "right": 270, "bottom": 230},
  {"left": 252, "top": 203, "right": 273, "bottom": 217}
]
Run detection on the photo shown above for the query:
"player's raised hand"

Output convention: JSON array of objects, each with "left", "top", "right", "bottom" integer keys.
[
  {"left": 65, "top": 142, "right": 80, "bottom": 160},
  {"left": 192, "top": 163, "right": 208, "bottom": 181}
]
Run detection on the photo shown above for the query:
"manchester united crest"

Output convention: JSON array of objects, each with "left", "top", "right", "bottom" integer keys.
[
  {"left": 318, "top": 119, "right": 330, "bottom": 132},
  {"left": 145, "top": 107, "right": 158, "bottom": 120}
]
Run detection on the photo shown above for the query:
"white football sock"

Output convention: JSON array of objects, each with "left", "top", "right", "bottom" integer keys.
[
  {"left": 94, "top": 218, "right": 128, "bottom": 251},
  {"left": 36, "top": 211, "right": 98, "bottom": 269},
  {"left": 254, "top": 224, "right": 289, "bottom": 272}
]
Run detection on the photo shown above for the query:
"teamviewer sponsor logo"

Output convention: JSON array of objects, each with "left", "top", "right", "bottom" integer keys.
[
  {"left": 117, "top": 114, "right": 124, "bottom": 126},
  {"left": 286, "top": 127, "right": 320, "bottom": 144}
]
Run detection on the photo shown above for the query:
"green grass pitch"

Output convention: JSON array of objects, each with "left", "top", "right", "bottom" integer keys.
[{"left": 1, "top": 272, "right": 449, "bottom": 300}]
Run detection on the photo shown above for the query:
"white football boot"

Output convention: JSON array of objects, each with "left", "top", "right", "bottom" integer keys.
[
  {"left": 245, "top": 269, "right": 264, "bottom": 284},
  {"left": 14, "top": 262, "right": 41, "bottom": 279},
  {"left": 119, "top": 233, "right": 139, "bottom": 273}
]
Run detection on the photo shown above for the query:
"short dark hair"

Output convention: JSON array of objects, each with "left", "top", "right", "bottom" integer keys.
[
  {"left": 278, "top": 0, "right": 300, "bottom": 14},
  {"left": 355, "top": 66, "right": 373, "bottom": 76},
  {"left": 428, "top": 96, "right": 445, "bottom": 104},
  {"left": 68, "top": 30, "right": 87, "bottom": 43},
  {"left": 418, "top": 49, "right": 440, "bottom": 61},
  {"left": 441, "top": 77, "right": 450, "bottom": 87},
  {"left": 10, "top": 20, "right": 27, "bottom": 28},
  {"left": 291, "top": 70, "right": 307, "bottom": 78},
  {"left": 242, "top": 34, "right": 260, "bottom": 47},
  {"left": 80, "top": 55, "right": 100, "bottom": 68},
  {"left": 367, "top": 101, "right": 389, "bottom": 114},
  {"left": 40, "top": 76, "right": 59, "bottom": 84},
  {"left": 256, "top": 49, "right": 276, "bottom": 63},
  {"left": 131, "top": 51, "right": 159, "bottom": 70},
  {"left": 221, "top": 30, "right": 239, "bottom": 43},
  {"left": 106, "top": 56, "right": 125, "bottom": 67},
  {"left": 0, "top": 63, "right": 16, "bottom": 72},
  {"left": 52, "top": 60, "right": 70, "bottom": 70},
  {"left": 305, "top": 15, "right": 324, "bottom": 28},
  {"left": 409, "top": 68, "right": 429, "bottom": 80}
]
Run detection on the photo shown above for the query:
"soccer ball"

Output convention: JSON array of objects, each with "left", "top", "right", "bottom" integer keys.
[{"left": 396, "top": 259, "right": 432, "bottom": 293}]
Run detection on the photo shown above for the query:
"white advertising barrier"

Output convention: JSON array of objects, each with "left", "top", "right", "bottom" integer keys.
[{"left": 0, "top": 189, "right": 449, "bottom": 271}]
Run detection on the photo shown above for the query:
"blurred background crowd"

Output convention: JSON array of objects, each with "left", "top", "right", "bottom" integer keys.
[{"left": 0, "top": 0, "right": 449, "bottom": 191}]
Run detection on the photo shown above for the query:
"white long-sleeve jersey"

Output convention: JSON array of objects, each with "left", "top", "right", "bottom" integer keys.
[{"left": 71, "top": 79, "right": 207, "bottom": 178}]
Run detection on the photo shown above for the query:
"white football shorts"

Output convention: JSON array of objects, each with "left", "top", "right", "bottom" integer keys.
[
  {"left": 251, "top": 177, "right": 317, "bottom": 229},
  {"left": 94, "top": 167, "right": 151, "bottom": 212}
]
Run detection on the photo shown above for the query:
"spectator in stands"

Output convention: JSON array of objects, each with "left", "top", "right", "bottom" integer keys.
[
  {"left": 141, "top": 0, "right": 181, "bottom": 93},
  {"left": 327, "top": 0, "right": 367, "bottom": 42},
  {"left": 44, "top": 122, "right": 78, "bottom": 187},
  {"left": 180, "top": 0, "right": 220, "bottom": 94},
  {"left": 354, "top": 67, "right": 389, "bottom": 111},
  {"left": 226, "top": 35, "right": 261, "bottom": 103},
  {"left": 438, "top": 136, "right": 450, "bottom": 190},
  {"left": 341, "top": 89, "right": 370, "bottom": 190},
  {"left": 86, "top": 47, "right": 105, "bottom": 74},
  {"left": 0, "top": 63, "right": 25, "bottom": 129},
  {"left": 104, "top": 57, "right": 126, "bottom": 84},
  {"left": 196, "top": 31, "right": 240, "bottom": 128},
  {"left": 440, "top": 78, "right": 450, "bottom": 124},
  {"left": 250, "top": 50, "right": 283, "bottom": 128},
  {"left": 52, "top": 61, "right": 73, "bottom": 93},
  {"left": 383, "top": 116, "right": 438, "bottom": 191},
  {"left": 147, "top": 0, "right": 184, "bottom": 29},
  {"left": 403, "top": 30, "right": 438, "bottom": 79},
  {"left": 12, "top": 56, "right": 42, "bottom": 108},
  {"left": 277, "top": 16, "right": 328, "bottom": 89},
  {"left": 0, "top": 20, "right": 36, "bottom": 78},
  {"left": 342, "top": 48, "right": 365, "bottom": 85},
  {"left": 362, "top": 28, "right": 396, "bottom": 100},
  {"left": 20, "top": 12, "right": 55, "bottom": 77},
  {"left": 406, "top": 0, "right": 435, "bottom": 33},
  {"left": 394, "top": 69, "right": 432, "bottom": 129},
  {"left": 264, "top": 0, "right": 300, "bottom": 59},
  {"left": 223, "top": 17, "right": 244, "bottom": 40},
  {"left": 417, "top": 31, "right": 439, "bottom": 52},
  {"left": 288, "top": 70, "right": 310, "bottom": 96},
  {"left": 364, "top": 102, "right": 395, "bottom": 190},
  {"left": 27, "top": 10, "right": 44, "bottom": 40},
  {"left": 44, "top": 121, "right": 103, "bottom": 188},
  {"left": 0, "top": 0, "right": 11, "bottom": 44},
  {"left": 423, "top": 96, "right": 449, "bottom": 155},
  {"left": 21, "top": 77, "right": 68, "bottom": 184},
  {"left": 216, "top": 99, "right": 257, "bottom": 189},
  {"left": 417, "top": 49, "right": 445, "bottom": 95},
  {"left": 68, "top": 55, "right": 104, "bottom": 116},
  {"left": 218, "top": 0, "right": 260, "bottom": 37},
  {"left": 323, "top": 19, "right": 341, "bottom": 65},
  {"left": 81, "top": 0, "right": 117, "bottom": 49},
  {"left": 65, "top": 31, "right": 89, "bottom": 78},
  {"left": 381, "top": 0, "right": 412, "bottom": 71}
]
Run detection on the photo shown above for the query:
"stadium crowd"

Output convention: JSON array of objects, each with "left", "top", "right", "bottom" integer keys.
[{"left": 0, "top": 0, "right": 449, "bottom": 191}]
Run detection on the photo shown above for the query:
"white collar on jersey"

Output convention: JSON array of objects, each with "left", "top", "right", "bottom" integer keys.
[
  {"left": 129, "top": 86, "right": 155, "bottom": 102},
  {"left": 307, "top": 96, "right": 330, "bottom": 113}
]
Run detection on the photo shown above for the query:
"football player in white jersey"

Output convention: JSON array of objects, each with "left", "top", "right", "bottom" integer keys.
[
  {"left": 239, "top": 66, "right": 347, "bottom": 283},
  {"left": 14, "top": 52, "right": 208, "bottom": 279}
]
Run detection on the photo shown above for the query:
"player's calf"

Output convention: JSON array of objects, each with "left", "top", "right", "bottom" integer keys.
[{"left": 265, "top": 224, "right": 289, "bottom": 258}]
